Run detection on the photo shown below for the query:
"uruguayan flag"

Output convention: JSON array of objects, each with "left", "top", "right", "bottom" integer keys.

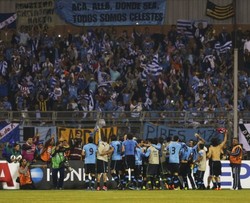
[
  {"left": 214, "top": 41, "right": 232, "bottom": 54},
  {"left": 141, "top": 53, "right": 163, "bottom": 80},
  {"left": 0, "top": 60, "right": 8, "bottom": 76}
]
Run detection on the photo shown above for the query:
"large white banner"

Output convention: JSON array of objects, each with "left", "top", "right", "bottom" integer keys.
[
  {"left": 1, "top": 160, "right": 250, "bottom": 189},
  {"left": 239, "top": 123, "right": 250, "bottom": 151}
]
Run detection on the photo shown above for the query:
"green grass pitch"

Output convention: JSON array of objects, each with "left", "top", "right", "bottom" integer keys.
[{"left": 1, "top": 190, "right": 250, "bottom": 203}]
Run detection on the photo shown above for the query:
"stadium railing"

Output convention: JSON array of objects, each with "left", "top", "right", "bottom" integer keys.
[{"left": 0, "top": 110, "right": 246, "bottom": 131}]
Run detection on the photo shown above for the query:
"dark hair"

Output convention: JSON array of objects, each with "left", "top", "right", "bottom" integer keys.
[
  {"left": 102, "top": 136, "right": 108, "bottom": 142},
  {"left": 111, "top": 135, "right": 117, "bottom": 141},
  {"left": 166, "top": 137, "right": 172, "bottom": 142},
  {"left": 147, "top": 139, "right": 153, "bottom": 143},
  {"left": 158, "top": 137, "right": 164, "bottom": 144},
  {"left": 19, "top": 158, "right": 26, "bottom": 166},
  {"left": 152, "top": 138, "right": 157, "bottom": 145},
  {"left": 127, "top": 133, "right": 133, "bottom": 140},
  {"left": 44, "top": 138, "right": 53, "bottom": 148},
  {"left": 199, "top": 143, "right": 204, "bottom": 149},
  {"left": 137, "top": 139, "right": 142, "bottom": 143},
  {"left": 88, "top": 136, "right": 94, "bottom": 143},
  {"left": 173, "top": 135, "right": 179, "bottom": 141},
  {"left": 13, "top": 143, "right": 20, "bottom": 148},
  {"left": 211, "top": 137, "right": 219, "bottom": 146}
]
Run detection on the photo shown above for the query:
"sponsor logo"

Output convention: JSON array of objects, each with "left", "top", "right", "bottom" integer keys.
[
  {"left": 0, "top": 162, "right": 14, "bottom": 187},
  {"left": 31, "top": 168, "right": 44, "bottom": 184},
  {"left": 221, "top": 162, "right": 250, "bottom": 187}
]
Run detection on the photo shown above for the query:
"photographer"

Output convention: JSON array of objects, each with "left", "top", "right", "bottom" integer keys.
[
  {"left": 18, "top": 158, "right": 35, "bottom": 190},
  {"left": 51, "top": 140, "right": 66, "bottom": 190}
]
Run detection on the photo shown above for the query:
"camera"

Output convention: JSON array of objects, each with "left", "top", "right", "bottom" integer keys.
[{"left": 61, "top": 160, "right": 73, "bottom": 172}]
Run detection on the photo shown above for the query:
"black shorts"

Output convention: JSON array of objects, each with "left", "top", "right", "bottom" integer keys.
[
  {"left": 96, "top": 159, "right": 108, "bottom": 173},
  {"left": 110, "top": 160, "right": 123, "bottom": 171},
  {"left": 124, "top": 155, "right": 135, "bottom": 170},
  {"left": 211, "top": 160, "right": 221, "bottom": 176},
  {"left": 208, "top": 159, "right": 212, "bottom": 175},
  {"left": 84, "top": 163, "right": 96, "bottom": 174},
  {"left": 168, "top": 163, "right": 180, "bottom": 175},
  {"left": 147, "top": 164, "right": 159, "bottom": 176},
  {"left": 135, "top": 164, "right": 143, "bottom": 177},
  {"left": 179, "top": 163, "right": 189, "bottom": 177}
]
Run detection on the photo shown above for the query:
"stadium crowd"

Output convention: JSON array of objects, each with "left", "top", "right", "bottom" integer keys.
[
  {"left": 0, "top": 23, "right": 250, "bottom": 118},
  {"left": 0, "top": 22, "right": 249, "bottom": 190}
]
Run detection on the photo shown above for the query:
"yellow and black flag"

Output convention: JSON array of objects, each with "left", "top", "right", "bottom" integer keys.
[{"left": 206, "top": 0, "right": 235, "bottom": 20}]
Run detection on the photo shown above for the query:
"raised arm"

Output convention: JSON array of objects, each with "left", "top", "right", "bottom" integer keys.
[
  {"left": 220, "top": 129, "right": 228, "bottom": 147},
  {"left": 194, "top": 133, "right": 205, "bottom": 144}
]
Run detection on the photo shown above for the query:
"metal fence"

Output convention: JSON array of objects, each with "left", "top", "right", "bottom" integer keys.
[{"left": 1, "top": 110, "right": 248, "bottom": 136}]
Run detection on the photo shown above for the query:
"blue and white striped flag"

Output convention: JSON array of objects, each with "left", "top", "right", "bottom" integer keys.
[
  {"left": 176, "top": 19, "right": 193, "bottom": 38},
  {"left": 0, "top": 60, "right": 8, "bottom": 76},
  {"left": 49, "top": 76, "right": 57, "bottom": 89},
  {"left": 141, "top": 53, "right": 163, "bottom": 80},
  {"left": 214, "top": 41, "right": 232, "bottom": 54},
  {"left": 177, "top": 19, "right": 208, "bottom": 39}
]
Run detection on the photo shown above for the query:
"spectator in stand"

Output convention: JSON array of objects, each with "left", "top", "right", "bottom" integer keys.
[
  {"left": 18, "top": 27, "right": 30, "bottom": 46},
  {"left": 22, "top": 134, "right": 39, "bottom": 163},
  {"left": 218, "top": 27, "right": 231, "bottom": 45},
  {"left": 167, "top": 24, "right": 178, "bottom": 45},
  {"left": 1, "top": 22, "right": 250, "bottom": 120},
  {"left": 10, "top": 143, "right": 22, "bottom": 163},
  {"left": 35, "top": 140, "right": 44, "bottom": 161},
  {"left": 36, "top": 92, "right": 49, "bottom": 112},
  {"left": 2, "top": 96, "right": 12, "bottom": 110},
  {"left": 2, "top": 140, "right": 15, "bottom": 162},
  {"left": 40, "top": 136, "right": 55, "bottom": 164},
  {"left": 0, "top": 76, "right": 8, "bottom": 98},
  {"left": 69, "top": 132, "right": 83, "bottom": 160}
]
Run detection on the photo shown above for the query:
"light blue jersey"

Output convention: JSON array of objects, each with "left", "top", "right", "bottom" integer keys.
[
  {"left": 180, "top": 143, "right": 192, "bottom": 161},
  {"left": 167, "top": 141, "right": 182, "bottom": 164},
  {"left": 83, "top": 143, "right": 97, "bottom": 164},
  {"left": 110, "top": 140, "right": 122, "bottom": 161},
  {"left": 135, "top": 147, "right": 144, "bottom": 165},
  {"left": 191, "top": 144, "right": 199, "bottom": 161},
  {"left": 122, "top": 139, "right": 137, "bottom": 155}
]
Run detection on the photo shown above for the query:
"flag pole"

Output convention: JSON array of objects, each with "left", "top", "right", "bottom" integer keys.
[
  {"left": 233, "top": 0, "right": 238, "bottom": 139},
  {"left": 233, "top": 48, "right": 238, "bottom": 139},
  {"left": 233, "top": 0, "right": 237, "bottom": 48}
]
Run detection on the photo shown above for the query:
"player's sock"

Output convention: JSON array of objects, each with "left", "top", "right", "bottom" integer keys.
[
  {"left": 85, "top": 175, "right": 90, "bottom": 188},
  {"left": 111, "top": 173, "right": 119, "bottom": 184},
  {"left": 91, "top": 176, "right": 95, "bottom": 188},
  {"left": 217, "top": 182, "right": 221, "bottom": 188},
  {"left": 137, "top": 176, "right": 143, "bottom": 188},
  {"left": 182, "top": 176, "right": 188, "bottom": 189}
]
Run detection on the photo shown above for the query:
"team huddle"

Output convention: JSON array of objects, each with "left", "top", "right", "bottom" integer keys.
[
  {"left": 80, "top": 128, "right": 231, "bottom": 191},
  {"left": 8, "top": 127, "right": 242, "bottom": 190}
]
